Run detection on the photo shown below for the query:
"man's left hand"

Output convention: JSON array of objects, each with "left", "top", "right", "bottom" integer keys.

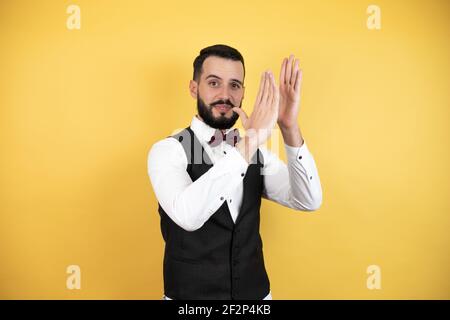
[{"left": 278, "top": 54, "right": 302, "bottom": 130}]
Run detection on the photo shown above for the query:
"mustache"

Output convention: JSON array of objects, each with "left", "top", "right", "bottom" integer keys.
[{"left": 211, "top": 100, "right": 235, "bottom": 108}]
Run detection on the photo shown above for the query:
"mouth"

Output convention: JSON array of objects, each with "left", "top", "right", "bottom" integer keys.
[{"left": 214, "top": 104, "right": 231, "bottom": 112}]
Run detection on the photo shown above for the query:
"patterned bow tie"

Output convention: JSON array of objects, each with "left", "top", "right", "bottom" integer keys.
[{"left": 207, "top": 128, "right": 241, "bottom": 147}]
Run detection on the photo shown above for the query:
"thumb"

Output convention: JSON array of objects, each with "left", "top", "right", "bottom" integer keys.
[{"left": 232, "top": 107, "right": 248, "bottom": 121}]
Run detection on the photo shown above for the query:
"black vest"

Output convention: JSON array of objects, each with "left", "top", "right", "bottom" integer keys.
[{"left": 158, "top": 126, "right": 270, "bottom": 299}]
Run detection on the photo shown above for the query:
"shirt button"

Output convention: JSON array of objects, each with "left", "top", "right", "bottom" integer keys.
[
  {"left": 299, "top": 155, "right": 302, "bottom": 160},
  {"left": 220, "top": 196, "right": 224, "bottom": 200},
  {"left": 241, "top": 173, "right": 245, "bottom": 177},
  {"left": 223, "top": 151, "right": 227, "bottom": 154},
  {"left": 310, "top": 176, "right": 312, "bottom": 180},
  {"left": 229, "top": 199, "right": 232, "bottom": 203}
]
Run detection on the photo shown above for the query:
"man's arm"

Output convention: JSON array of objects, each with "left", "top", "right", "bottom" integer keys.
[
  {"left": 261, "top": 139, "right": 323, "bottom": 211},
  {"left": 280, "top": 123, "right": 304, "bottom": 148},
  {"left": 259, "top": 54, "right": 322, "bottom": 210},
  {"left": 147, "top": 137, "right": 250, "bottom": 232}
]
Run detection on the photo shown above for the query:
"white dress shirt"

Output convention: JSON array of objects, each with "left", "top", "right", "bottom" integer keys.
[{"left": 148, "top": 115, "right": 323, "bottom": 300}]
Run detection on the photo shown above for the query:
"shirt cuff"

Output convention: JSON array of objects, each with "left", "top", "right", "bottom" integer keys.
[
  {"left": 225, "top": 146, "right": 250, "bottom": 176},
  {"left": 284, "top": 140, "right": 310, "bottom": 164}
]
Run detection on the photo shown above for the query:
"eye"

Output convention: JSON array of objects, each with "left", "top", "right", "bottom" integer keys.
[
  {"left": 231, "top": 82, "right": 241, "bottom": 89},
  {"left": 209, "top": 81, "right": 219, "bottom": 87}
]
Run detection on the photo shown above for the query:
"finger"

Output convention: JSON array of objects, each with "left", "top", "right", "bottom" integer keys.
[
  {"left": 280, "top": 58, "right": 287, "bottom": 87},
  {"left": 285, "top": 54, "right": 294, "bottom": 85},
  {"left": 294, "top": 68, "right": 303, "bottom": 93},
  {"left": 261, "top": 71, "right": 270, "bottom": 106},
  {"left": 267, "top": 72, "right": 274, "bottom": 106},
  {"left": 271, "top": 75, "right": 279, "bottom": 112},
  {"left": 275, "top": 85, "right": 280, "bottom": 109},
  {"left": 290, "top": 59, "right": 299, "bottom": 87},
  {"left": 232, "top": 106, "right": 248, "bottom": 121},
  {"left": 255, "top": 71, "right": 265, "bottom": 107},
  {"left": 283, "top": 56, "right": 290, "bottom": 85}
]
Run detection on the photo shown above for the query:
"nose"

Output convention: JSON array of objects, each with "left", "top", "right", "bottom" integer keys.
[{"left": 217, "top": 86, "right": 231, "bottom": 103}]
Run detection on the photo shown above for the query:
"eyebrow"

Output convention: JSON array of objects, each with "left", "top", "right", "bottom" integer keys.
[{"left": 205, "top": 74, "right": 243, "bottom": 86}]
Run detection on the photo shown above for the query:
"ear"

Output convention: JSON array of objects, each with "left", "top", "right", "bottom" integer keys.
[{"left": 189, "top": 80, "right": 198, "bottom": 99}]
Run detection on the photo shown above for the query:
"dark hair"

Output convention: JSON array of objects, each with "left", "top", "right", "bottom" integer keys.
[{"left": 193, "top": 44, "right": 245, "bottom": 82}]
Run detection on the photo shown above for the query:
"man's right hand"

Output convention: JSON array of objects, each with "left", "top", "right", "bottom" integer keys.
[{"left": 233, "top": 70, "right": 279, "bottom": 163}]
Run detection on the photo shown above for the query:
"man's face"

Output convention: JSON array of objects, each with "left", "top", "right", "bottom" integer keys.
[{"left": 190, "top": 56, "right": 245, "bottom": 130}]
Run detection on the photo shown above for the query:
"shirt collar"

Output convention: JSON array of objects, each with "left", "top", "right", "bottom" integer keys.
[{"left": 190, "top": 115, "right": 235, "bottom": 144}]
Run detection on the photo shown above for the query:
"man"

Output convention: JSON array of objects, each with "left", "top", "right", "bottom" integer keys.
[{"left": 147, "top": 44, "right": 322, "bottom": 300}]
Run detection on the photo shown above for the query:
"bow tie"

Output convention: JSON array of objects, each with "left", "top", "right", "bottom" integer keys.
[{"left": 207, "top": 128, "right": 241, "bottom": 147}]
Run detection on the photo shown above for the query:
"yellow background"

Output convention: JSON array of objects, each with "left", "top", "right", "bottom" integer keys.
[{"left": 0, "top": 0, "right": 449, "bottom": 299}]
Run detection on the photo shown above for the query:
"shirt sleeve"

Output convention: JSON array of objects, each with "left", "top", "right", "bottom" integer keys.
[
  {"left": 147, "top": 137, "right": 249, "bottom": 231},
  {"left": 261, "top": 140, "right": 323, "bottom": 211}
]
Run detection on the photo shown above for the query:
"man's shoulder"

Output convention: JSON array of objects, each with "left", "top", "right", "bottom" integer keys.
[
  {"left": 148, "top": 134, "right": 185, "bottom": 160},
  {"left": 153, "top": 126, "right": 191, "bottom": 144},
  {"left": 151, "top": 135, "right": 182, "bottom": 151},
  {"left": 149, "top": 125, "right": 196, "bottom": 157}
]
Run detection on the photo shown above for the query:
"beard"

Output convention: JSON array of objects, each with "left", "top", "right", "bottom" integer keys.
[{"left": 197, "top": 93, "right": 241, "bottom": 130}]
